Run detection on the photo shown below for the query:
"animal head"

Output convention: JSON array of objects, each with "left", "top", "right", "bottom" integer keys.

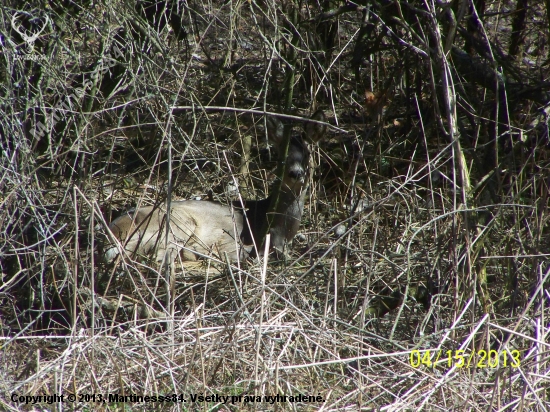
[{"left": 265, "top": 110, "right": 327, "bottom": 190}]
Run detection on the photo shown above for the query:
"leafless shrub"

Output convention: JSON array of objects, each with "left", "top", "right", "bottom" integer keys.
[{"left": 1, "top": 0, "right": 549, "bottom": 410}]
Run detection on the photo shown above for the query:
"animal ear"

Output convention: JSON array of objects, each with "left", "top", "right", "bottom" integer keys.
[
  {"left": 305, "top": 110, "right": 327, "bottom": 142},
  {"left": 266, "top": 116, "right": 284, "bottom": 145}
]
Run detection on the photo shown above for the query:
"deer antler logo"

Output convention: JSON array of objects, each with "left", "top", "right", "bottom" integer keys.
[{"left": 11, "top": 11, "right": 49, "bottom": 54}]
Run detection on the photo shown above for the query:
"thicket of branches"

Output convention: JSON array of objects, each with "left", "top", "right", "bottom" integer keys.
[{"left": 1, "top": 0, "right": 549, "bottom": 410}]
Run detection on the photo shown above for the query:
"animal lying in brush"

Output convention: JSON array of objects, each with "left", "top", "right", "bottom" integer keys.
[{"left": 103, "top": 111, "right": 327, "bottom": 265}]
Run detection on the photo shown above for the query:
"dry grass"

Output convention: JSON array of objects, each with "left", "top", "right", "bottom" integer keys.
[{"left": 1, "top": 0, "right": 549, "bottom": 410}]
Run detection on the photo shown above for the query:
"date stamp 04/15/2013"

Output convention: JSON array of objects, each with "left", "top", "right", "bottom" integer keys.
[{"left": 409, "top": 349, "right": 521, "bottom": 369}]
